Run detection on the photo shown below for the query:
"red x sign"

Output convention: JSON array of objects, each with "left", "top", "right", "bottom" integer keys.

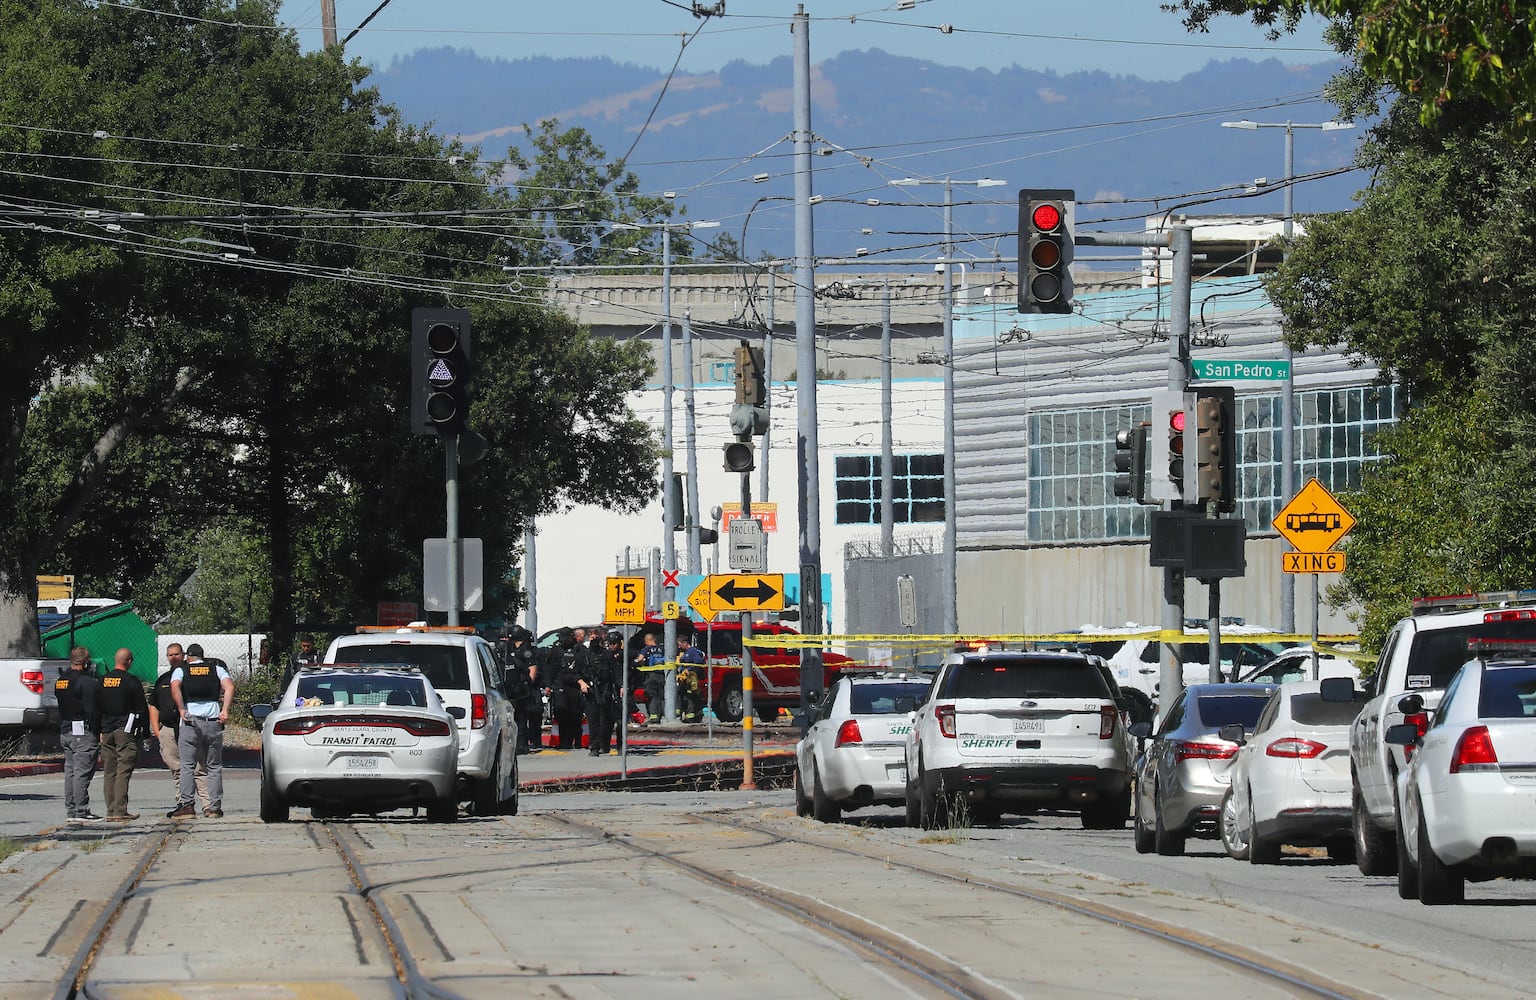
[{"left": 662, "top": 570, "right": 681, "bottom": 589}]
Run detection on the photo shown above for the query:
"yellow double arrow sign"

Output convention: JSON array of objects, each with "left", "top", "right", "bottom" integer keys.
[{"left": 687, "top": 573, "right": 785, "bottom": 621}]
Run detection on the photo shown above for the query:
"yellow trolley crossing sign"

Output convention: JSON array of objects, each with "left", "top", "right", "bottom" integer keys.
[{"left": 1273, "top": 478, "right": 1356, "bottom": 554}]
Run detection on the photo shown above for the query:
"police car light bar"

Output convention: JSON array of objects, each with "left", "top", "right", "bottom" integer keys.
[{"left": 1411, "top": 590, "right": 1536, "bottom": 615}]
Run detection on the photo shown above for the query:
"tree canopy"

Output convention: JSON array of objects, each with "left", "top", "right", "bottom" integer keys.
[
  {"left": 1167, "top": 1, "right": 1536, "bottom": 137},
  {"left": 0, "top": 1, "right": 659, "bottom": 653}
]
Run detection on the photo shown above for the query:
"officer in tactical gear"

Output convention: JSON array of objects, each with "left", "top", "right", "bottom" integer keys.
[
  {"left": 504, "top": 626, "right": 542, "bottom": 753},
  {"left": 56, "top": 646, "right": 101, "bottom": 823},
  {"left": 582, "top": 632, "right": 622, "bottom": 755},
  {"left": 549, "top": 628, "right": 587, "bottom": 749}
]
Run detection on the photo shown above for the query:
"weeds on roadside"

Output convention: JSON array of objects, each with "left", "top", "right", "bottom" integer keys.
[
  {"left": 918, "top": 779, "right": 972, "bottom": 845},
  {"left": 0, "top": 837, "right": 20, "bottom": 863},
  {"left": 79, "top": 837, "right": 106, "bottom": 854}
]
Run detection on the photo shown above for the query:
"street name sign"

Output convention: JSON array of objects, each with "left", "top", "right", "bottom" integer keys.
[
  {"left": 700, "top": 573, "right": 785, "bottom": 613},
  {"left": 604, "top": 576, "right": 647, "bottom": 625},
  {"left": 1192, "top": 358, "right": 1292, "bottom": 381},
  {"left": 1283, "top": 551, "right": 1346, "bottom": 574},
  {"left": 1273, "top": 479, "right": 1356, "bottom": 554}
]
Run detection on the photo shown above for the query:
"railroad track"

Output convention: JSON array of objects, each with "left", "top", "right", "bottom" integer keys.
[
  {"left": 51, "top": 820, "right": 465, "bottom": 1000},
  {"left": 545, "top": 807, "right": 1366, "bottom": 1000}
]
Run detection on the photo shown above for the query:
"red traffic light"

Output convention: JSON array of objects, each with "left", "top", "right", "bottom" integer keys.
[
  {"left": 1030, "top": 202, "right": 1062, "bottom": 232},
  {"left": 1169, "top": 410, "right": 1186, "bottom": 433}
]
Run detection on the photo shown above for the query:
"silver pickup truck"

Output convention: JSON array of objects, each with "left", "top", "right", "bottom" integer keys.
[
  {"left": 0, "top": 658, "right": 66, "bottom": 750},
  {"left": 1349, "top": 592, "right": 1536, "bottom": 875}
]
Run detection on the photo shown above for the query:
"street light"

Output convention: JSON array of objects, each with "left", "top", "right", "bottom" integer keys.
[
  {"left": 887, "top": 175, "right": 1008, "bottom": 636},
  {"left": 1219, "top": 119, "right": 1355, "bottom": 637}
]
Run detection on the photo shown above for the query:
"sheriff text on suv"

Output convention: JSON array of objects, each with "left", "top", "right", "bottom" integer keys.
[{"left": 904, "top": 649, "right": 1133, "bottom": 829}]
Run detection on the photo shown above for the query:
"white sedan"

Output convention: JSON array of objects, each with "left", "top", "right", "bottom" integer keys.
[
  {"left": 1391, "top": 646, "right": 1536, "bottom": 904},
  {"left": 795, "top": 672, "right": 930, "bottom": 822},
  {"left": 253, "top": 666, "right": 461, "bottom": 823},
  {"left": 1219, "top": 677, "right": 1366, "bottom": 864}
]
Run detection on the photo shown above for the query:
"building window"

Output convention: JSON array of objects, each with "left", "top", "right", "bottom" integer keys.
[
  {"left": 1025, "top": 385, "right": 1398, "bottom": 543},
  {"left": 835, "top": 454, "right": 945, "bottom": 525}
]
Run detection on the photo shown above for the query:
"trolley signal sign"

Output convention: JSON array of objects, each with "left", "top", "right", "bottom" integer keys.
[{"left": 1273, "top": 479, "right": 1356, "bottom": 554}]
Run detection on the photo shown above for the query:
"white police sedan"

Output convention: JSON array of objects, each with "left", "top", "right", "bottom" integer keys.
[
  {"left": 1391, "top": 639, "right": 1536, "bottom": 904},
  {"left": 253, "top": 667, "right": 461, "bottom": 823},
  {"left": 795, "top": 672, "right": 930, "bottom": 822}
]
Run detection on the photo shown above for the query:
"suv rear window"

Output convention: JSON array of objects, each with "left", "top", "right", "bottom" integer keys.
[
  {"left": 850, "top": 681, "right": 929, "bottom": 714},
  {"left": 1478, "top": 666, "right": 1536, "bottom": 718},
  {"left": 335, "top": 644, "right": 469, "bottom": 692},
  {"left": 941, "top": 657, "right": 1110, "bottom": 700},
  {"left": 297, "top": 674, "right": 427, "bottom": 707},
  {"left": 1409, "top": 621, "right": 1536, "bottom": 690},
  {"left": 1289, "top": 691, "right": 1368, "bottom": 727}
]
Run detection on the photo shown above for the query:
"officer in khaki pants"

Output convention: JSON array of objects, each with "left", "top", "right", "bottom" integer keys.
[
  {"left": 97, "top": 648, "right": 149, "bottom": 821},
  {"left": 149, "top": 643, "right": 209, "bottom": 813}
]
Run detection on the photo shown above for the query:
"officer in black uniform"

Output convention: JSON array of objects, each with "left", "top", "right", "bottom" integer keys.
[
  {"left": 55, "top": 646, "right": 101, "bottom": 823},
  {"left": 582, "top": 633, "right": 621, "bottom": 755},
  {"left": 549, "top": 629, "right": 587, "bottom": 749},
  {"left": 506, "top": 627, "right": 542, "bottom": 753}
]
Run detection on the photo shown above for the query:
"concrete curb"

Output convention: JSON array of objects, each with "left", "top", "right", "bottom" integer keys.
[{"left": 0, "top": 762, "right": 63, "bottom": 778}]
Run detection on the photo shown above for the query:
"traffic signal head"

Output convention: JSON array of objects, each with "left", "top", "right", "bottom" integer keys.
[
  {"left": 1194, "top": 386, "right": 1237, "bottom": 512},
  {"left": 1113, "top": 424, "right": 1150, "bottom": 504},
  {"left": 723, "top": 440, "right": 755, "bottom": 473},
  {"left": 734, "top": 341, "right": 766, "bottom": 406},
  {"left": 1018, "top": 188, "right": 1074, "bottom": 314},
  {"left": 411, "top": 307, "right": 472, "bottom": 436},
  {"left": 1146, "top": 389, "right": 1195, "bottom": 504}
]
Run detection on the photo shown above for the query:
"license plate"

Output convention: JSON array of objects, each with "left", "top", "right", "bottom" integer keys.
[
  {"left": 887, "top": 764, "right": 907, "bottom": 783},
  {"left": 1013, "top": 719, "right": 1045, "bottom": 733},
  {"left": 346, "top": 756, "right": 380, "bottom": 769}
]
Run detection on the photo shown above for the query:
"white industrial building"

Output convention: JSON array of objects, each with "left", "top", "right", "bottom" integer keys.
[{"left": 524, "top": 218, "right": 1384, "bottom": 638}]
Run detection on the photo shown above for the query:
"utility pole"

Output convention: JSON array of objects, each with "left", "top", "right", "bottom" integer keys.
[
  {"left": 683, "top": 310, "right": 702, "bottom": 574},
  {"left": 881, "top": 281, "right": 894, "bottom": 558},
  {"left": 792, "top": 5, "right": 823, "bottom": 726},
  {"left": 760, "top": 268, "right": 775, "bottom": 503},
  {"left": 320, "top": 0, "right": 338, "bottom": 48},
  {"left": 522, "top": 523, "right": 538, "bottom": 636},
  {"left": 661, "top": 226, "right": 679, "bottom": 724}
]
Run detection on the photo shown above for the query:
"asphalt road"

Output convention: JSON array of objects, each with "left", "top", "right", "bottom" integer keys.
[{"left": 3, "top": 763, "right": 1534, "bottom": 997}]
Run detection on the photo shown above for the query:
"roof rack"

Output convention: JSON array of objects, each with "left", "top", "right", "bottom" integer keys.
[{"left": 1411, "top": 590, "right": 1536, "bottom": 616}]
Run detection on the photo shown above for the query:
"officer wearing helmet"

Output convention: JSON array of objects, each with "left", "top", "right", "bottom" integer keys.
[{"left": 506, "top": 626, "right": 541, "bottom": 753}]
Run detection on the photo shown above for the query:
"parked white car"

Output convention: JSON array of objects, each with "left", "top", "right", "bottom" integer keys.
[
  {"left": 795, "top": 672, "right": 930, "bottom": 822},
  {"left": 327, "top": 626, "right": 519, "bottom": 816},
  {"left": 1390, "top": 640, "right": 1536, "bottom": 904},
  {"left": 1219, "top": 678, "right": 1367, "bottom": 864},
  {"left": 253, "top": 666, "right": 461, "bottom": 822},
  {"left": 1240, "top": 646, "right": 1361, "bottom": 686}
]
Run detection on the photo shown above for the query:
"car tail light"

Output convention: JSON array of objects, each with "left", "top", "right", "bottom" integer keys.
[
  {"left": 1403, "top": 710, "right": 1431, "bottom": 762},
  {"left": 1266, "top": 738, "right": 1327, "bottom": 758},
  {"left": 834, "top": 719, "right": 863, "bottom": 748},
  {"left": 471, "top": 693, "right": 488, "bottom": 730},
  {"left": 1451, "top": 725, "right": 1499, "bottom": 773},
  {"left": 20, "top": 669, "right": 44, "bottom": 695},
  {"left": 1099, "top": 704, "right": 1116, "bottom": 740},
  {"left": 935, "top": 704, "right": 957, "bottom": 739},
  {"left": 273, "top": 717, "right": 323, "bottom": 736},
  {"left": 1174, "top": 740, "right": 1237, "bottom": 762}
]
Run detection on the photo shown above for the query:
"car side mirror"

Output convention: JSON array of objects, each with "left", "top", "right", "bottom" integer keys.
[
  {"left": 251, "top": 703, "right": 273, "bottom": 722},
  {"left": 1384, "top": 723, "right": 1421, "bottom": 746},
  {"left": 1128, "top": 721, "right": 1153, "bottom": 740},
  {"left": 447, "top": 706, "right": 467, "bottom": 719},
  {"left": 1217, "top": 722, "right": 1247, "bottom": 745},
  {"left": 1397, "top": 693, "right": 1425, "bottom": 715},
  {"left": 1319, "top": 676, "right": 1357, "bottom": 703}
]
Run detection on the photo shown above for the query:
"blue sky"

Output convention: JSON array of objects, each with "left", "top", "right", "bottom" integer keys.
[{"left": 278, "top": 0, "right": 1338, "bottom": 80}]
